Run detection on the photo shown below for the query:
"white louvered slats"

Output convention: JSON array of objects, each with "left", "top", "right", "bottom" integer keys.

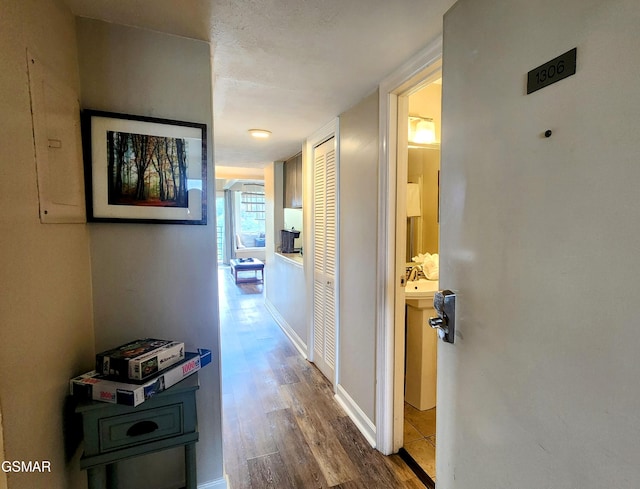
[
  {"left": 324, "top": 286, "right": 336, "bottom": 369},
  {"left": 312, "top": 138, "right": 337, "bottom": 382},
  {"left": 314, "top": 149, "right": 326, "bottom": 276},
  {"left": 313, "top": 144, "right": 326, "bottom": 361},
  {"left": 325, "top": 148, "right": 337, "bottom": 278},
  {"left": 313, "top": 278, "right": 325, "bottom": 358}
]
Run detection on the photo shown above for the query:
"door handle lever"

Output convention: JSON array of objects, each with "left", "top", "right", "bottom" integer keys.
[
  {"left": 428, "top": 316, "right": 444, "bottom": 329},
  {"left": 429, "top": 290, "right": 456, "bottom": 343}
]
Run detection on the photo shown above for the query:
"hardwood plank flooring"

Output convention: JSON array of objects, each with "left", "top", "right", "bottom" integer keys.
[{"left": 219, "top": 266, "right": 425, "bottom": 488}]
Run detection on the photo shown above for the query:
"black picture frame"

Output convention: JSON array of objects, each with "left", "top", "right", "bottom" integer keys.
[{"left": 82, "top": 110, "right": 207, "bottom": 225}]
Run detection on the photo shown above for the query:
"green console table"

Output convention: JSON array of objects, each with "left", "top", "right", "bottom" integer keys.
[{"left": 76, "top": 376, "right": 199, "bottom": 489}]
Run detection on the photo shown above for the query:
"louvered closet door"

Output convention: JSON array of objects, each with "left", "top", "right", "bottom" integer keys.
[{"left": 312, "top": 137, "right": 337, "bottom": 383}]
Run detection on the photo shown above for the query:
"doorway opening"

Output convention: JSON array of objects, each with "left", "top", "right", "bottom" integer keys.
[
  {"left": 215, "top": 177, "right": 266, "bottom": 265},
  {"left": 398, "top": 77, "right": 442, "bottom": 484},
  {"left": 373, "top": 37, "right": 443, "bottom": 487}
]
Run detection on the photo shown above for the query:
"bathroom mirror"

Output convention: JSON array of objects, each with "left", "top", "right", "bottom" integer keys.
[
  {"left": 406, "top": 148, "right": 440, "bottom": 262},
  {"left": 406, "top": 82, "right": 441, "bottom": 263}
]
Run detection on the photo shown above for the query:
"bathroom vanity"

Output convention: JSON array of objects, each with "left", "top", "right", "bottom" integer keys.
[{"left": 405, "top": 279, "right": 439, "bottom": 411}]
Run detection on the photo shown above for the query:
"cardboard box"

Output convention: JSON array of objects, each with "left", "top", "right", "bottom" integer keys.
[
  {"left": 95, "top": 338, "right": 185, "bottom": 381},
  {"left": 72, "top": 349, "right": 212, "bottom": 407}
]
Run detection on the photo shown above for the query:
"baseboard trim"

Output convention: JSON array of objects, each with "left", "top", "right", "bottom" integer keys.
[
  {"left": 335, "top": 384, "right": 377, "bottom": 448},
  {"left": 264, "top": 298, "right": 308, "bottom": 359},
  {"left": 198, "top": 474, "right": 229, "bottom": 489}
]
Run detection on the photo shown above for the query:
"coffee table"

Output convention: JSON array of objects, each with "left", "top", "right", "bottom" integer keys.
[{"left": 230, "top": 258, "right": 264, "bottom": 284}]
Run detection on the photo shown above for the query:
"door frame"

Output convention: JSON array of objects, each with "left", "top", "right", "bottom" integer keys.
[
  {"left": 305, "top": 118, "right": 340, "bottom": 388},
  {"left": 376, "top": 37, "right": 443, "bottom": 454}
]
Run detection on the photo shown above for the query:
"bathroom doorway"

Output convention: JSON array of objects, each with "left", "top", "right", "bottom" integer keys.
[
  {"left": 399, "top": 78, "right": 442, "bottom": 485},
  {"left": 374, "top": 40, "right": 443, "bottom": 484}
]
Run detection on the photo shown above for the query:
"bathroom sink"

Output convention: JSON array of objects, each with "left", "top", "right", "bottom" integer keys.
[
  {"left": 404, "top": 279, "right": 439, "bottom": 309},
  {"left": 405, "top": 279, "right": 439, "bottom": 298}
]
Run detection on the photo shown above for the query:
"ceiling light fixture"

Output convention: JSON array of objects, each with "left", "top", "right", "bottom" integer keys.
[
  {"left": 248, "top": 129, "right": 272, "bottom": 139},
  {"left": 408, "top": 116, "right": 437, "bottom": 145}
]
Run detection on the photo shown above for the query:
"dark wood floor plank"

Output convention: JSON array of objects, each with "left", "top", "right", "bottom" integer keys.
[
  {"left": 267, "top": 349, "right": 301, "bottom": 385},
  {"left": 279, "top": 383, "right": 357, "bottom": 486},
  {"left": 267, "top": 408, "right": 331, "bottom": 489},
  {"left": 289, "top": 353, "right": 336, "bottom": 396},
  {"left": 247, "top": 452, "right": 297, "bottom": 489},
  {"left": 283, "top": 360, "right": 345, "bottom": 423},
  {"left": 329, "top": 480, "right": 369, "bottom": 489},
  {"left": 221, "top": 391, "right": 252, "bottom": 489},
  {"left": 332, "top": 413, "right": 407, "bottom": 488},
  {"left": 252, "top": 365, "right": 290, "bottom": 414},
  {"left": 218, "top": 267, "right": 425, "bottom": 489},
  {"left": 229, "top": 371, "right": 278, "bottom": 460}
]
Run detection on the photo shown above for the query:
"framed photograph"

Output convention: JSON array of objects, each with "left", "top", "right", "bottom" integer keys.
[{"left": 82, "top": 110, "right": 207, "bottom": 224}]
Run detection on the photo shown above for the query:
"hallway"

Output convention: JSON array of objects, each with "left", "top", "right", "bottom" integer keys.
[{"left": 218, "top": 266, "right": 426, "bottom": 488}]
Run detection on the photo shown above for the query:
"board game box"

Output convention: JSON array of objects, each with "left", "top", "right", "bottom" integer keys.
[
  {"left": 95, "top": 338, "right": 185, "bottom": 381},
  {"left": 72, "top": 349, "right": 212, "bottom": 406}
]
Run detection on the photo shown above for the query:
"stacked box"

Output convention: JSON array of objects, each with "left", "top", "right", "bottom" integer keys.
[
  {"left": 71, "top": 349, "right": 212, "bottom": 407},
  {"left": 96, "top": 338, "right": 185, "bottom": 381}
]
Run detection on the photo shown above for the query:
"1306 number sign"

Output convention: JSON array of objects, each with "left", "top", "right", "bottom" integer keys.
[{"left": 527, "top": 48, "right": 577, "bottom": 94}]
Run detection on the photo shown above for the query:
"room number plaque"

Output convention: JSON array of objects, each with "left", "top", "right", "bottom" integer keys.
[{"left": 527, "top": 47, "right": 577, "bottom": 94}]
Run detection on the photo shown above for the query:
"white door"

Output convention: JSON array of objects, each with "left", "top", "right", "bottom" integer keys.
[
  {"left": 438, "top": 1, "right": 640, "bottom": 488},
  {"left": 312, "top": 137, "right": 337, "bottom": 382}
]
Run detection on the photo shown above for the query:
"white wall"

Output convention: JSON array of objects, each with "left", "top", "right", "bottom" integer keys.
[
  {"left": 337, "top": 90, "right": 379, "bottom": 422},
  {"left": 76, "top": 19, "right": 224, "bottom": 489},
  {"left": 439, "top": 1, "right": 640, "bottom": 488},
  {"left": 264, "top": 163, "right": 308, "bottom": 352},
  {"left": 0, "top": 1, "right": 94, "bottom": 488},
  {"left": 264, "top": 162, "right": 284, "bottom": 261},
  {"left": 265, "top": 256, "right": 307, "bottom": 353}
]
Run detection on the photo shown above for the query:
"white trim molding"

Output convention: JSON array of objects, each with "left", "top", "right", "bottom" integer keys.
[
  {"left": 335, "top": 384, "right": 377, "bottom": 448},
  {"left": 375, "top": 36, "right": 443, "bottom": 455},
  {"left": 265, "top": 298, "right": 308, "bottom": 359}
]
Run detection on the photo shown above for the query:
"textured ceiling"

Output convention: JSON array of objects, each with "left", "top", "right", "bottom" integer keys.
[{"left": 65, "top": 0, "right": 457, "bottom": 168}]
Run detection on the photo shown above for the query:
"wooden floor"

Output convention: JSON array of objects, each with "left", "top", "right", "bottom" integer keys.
[{"left": 218, "top": 266, "right": 426, "bottom": 489}]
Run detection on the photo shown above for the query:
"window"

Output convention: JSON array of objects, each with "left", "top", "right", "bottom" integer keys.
[
  {"left": 239, "top": 184, "right": 265, "bottom": 231},
  {"left": 216, "top": 192, "right": 225, "bottom": 263},
  {"left": 234, "top": 184, "right": 265, "bottom": 248}
]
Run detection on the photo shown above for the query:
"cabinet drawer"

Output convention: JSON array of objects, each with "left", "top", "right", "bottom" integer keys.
[{"left": 99, "top": 403, "right": 183, "bottom": 452}]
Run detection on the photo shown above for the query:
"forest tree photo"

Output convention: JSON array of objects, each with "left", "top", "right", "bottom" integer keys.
[{"left": 107, "top": 130, "right": 189, "bottom": 207}]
